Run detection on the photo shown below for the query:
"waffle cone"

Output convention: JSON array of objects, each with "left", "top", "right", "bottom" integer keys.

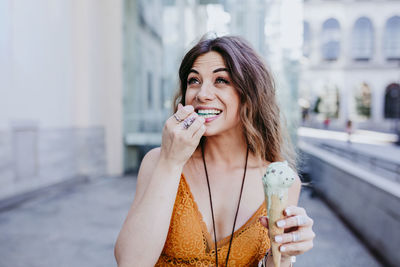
[{"left": 268, "top": 194, "right": 287, "bottom": 267}]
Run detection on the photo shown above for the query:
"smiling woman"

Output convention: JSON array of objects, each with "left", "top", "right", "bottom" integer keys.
[
  {"left": 174, "top": 37, "right": 289, "bottom": 165},
  {"left": 184, "top": 51, "right": 241, "bottom": 136},
  {"left": 115, "top": 35, "right": 315, "bottom": 267}
]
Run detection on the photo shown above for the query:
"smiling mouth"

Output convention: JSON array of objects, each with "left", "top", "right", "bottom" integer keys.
[{"left": 195, "top": 109, "right": 222, "bottom": 118}]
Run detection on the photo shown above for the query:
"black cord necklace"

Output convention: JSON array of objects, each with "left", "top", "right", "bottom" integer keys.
[{"left": 201, "top": 141, "right": 249, "bottom": 267}]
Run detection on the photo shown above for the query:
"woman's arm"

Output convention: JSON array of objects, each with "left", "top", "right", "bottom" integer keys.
[
  {"left": 114, "top": 105, "right": 205, "bottom": 267},
  {"left": 114, "top": 148, "right": 183, "bottom": 267}
]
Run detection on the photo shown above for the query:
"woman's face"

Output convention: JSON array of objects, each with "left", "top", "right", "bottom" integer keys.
[{"left": 185, "top": 51, "right": 241, "bottom": 136}]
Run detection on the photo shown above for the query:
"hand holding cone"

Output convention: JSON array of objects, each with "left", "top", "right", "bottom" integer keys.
[{"left": 262, "top": 161, "right": 296, "bottom": 267}]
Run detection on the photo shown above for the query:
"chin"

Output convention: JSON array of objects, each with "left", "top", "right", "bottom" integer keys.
[
  {"left": 202, "top": 128, "right": 213, "bottom": 137},
  {"left": 203, "top": 130, "right": 211, "bottom": 137},
  {"left": 202, "top": 127, "right": 221, "bottom": 137}
]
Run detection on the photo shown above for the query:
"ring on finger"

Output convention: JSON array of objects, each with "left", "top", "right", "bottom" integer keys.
[
  {"left": 173, "top": 113, "right": 183, "bottom": 123},
  {"left": 182, "top": 117, "right": 195, "bottom": 129},
  {"left": 291, "top": 232, "right": 300, "bottom": 242},
  {"left": 295, "top": 215, "right": 306, "bottom": 226}
]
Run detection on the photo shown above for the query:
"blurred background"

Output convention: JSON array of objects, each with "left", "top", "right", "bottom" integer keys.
[{"left": 0, "top": 0, "right": 399, "bottom": 266}]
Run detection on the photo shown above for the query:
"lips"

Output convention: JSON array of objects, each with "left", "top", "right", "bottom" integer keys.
[{"left": 195, "top": 107, "right": 223, "bottom": 122}]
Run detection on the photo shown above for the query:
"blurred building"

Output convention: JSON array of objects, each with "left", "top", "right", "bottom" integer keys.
[
  {"left": 226, "top": 0, "right": 267, "bottom": 57},
  {"left": 0, "top": 0, "right": 305, "bottom": 200},
  {"left": 264, "top": 0, "right": 303, "bottom": 145},
  {"left": 123, "top": 0, "right": 165, "bottom": 171},
  {"left": 0, "top": 0, "right": 124, "bottom": 200},
  {"left": 123, "top": 0, "right": 212, "bottom": 171},
  {"left": 300, "top": 0, "right": 400, "bottom": 132}
]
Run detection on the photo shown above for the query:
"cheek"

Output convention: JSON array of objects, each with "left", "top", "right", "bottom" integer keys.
[
  {"left": 184, "top": 91, "right": 194, "bottom": 105},
  {"left": 226, "top": 94, "right": 241, "bottom": 117}
]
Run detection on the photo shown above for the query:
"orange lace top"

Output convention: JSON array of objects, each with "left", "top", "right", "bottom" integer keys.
[{"left": 155, "top": 174, "right": 270, "bottom": 266}]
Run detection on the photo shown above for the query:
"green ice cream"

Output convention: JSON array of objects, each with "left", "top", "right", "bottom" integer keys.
[{"left": 262, "top": 161, "right": 296, "bottom": 215}]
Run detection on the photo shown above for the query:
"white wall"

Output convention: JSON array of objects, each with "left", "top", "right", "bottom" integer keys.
[
  {"left": 0, "top": 0, "right": 73, "bottom": 128},
  {"left": 0, "top": 0, "right": 123, "bottom": 175}
]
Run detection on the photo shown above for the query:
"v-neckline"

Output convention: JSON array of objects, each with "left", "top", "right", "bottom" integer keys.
[{"left": 181, "top": 174, "right": 266, "bottom": 251}]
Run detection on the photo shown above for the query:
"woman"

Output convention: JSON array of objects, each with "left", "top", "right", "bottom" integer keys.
[{"left": 115, "top": 36, "right": 315, "bottom": 266}]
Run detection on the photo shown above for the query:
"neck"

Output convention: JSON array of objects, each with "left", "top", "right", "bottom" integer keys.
[{"left": 201, "top": 131, "right": 248, "bottom": 168}]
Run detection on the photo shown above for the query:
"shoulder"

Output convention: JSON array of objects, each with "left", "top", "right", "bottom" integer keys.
[
  {"left": 141, "top": 147, "right": 161, "bottom": 166},
  {"left": 133, "top": 147, "right": 161, "bottom": 205},
  {"left": 137, "top": 147, "right": 161, "bottom": 183}
]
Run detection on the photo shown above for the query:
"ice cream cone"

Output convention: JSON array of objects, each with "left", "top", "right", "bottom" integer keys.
[
  {"left": 268, "top": 194, "right": 287, "bottom": 267},
  {"left": 261, "top": 161, "right": 296, "bottom": 267}
]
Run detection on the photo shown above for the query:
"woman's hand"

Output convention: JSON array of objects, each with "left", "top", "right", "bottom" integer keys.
[
  {"left": 260, "top": 206, "right": 315, "bottom": 258},
  {"left": 160, "top": 104, "right": 206, "bottom": 167}
]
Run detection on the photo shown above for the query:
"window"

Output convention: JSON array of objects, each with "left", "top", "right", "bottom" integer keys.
[
  {"left": 352, "top": 17, "right": 373, "bottom": 61},
  {"left": 355, "top": 83, "right": 371, "bottom": 118},
  {"left": 384, "top": 83, "right": 400, "bottom": 119},
  {"left": 384, "top": 16, "right": 400, "bottom": 60},
  {"left": 321, "top": 18, "right": 341, "bottom": 61},
  {"left": 303, "top": 21, "right": 311, "bottom": 57}
]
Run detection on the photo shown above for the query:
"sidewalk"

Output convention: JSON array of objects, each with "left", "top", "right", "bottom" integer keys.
[{"left": 0, "top": 176, "right": 382, "bottom": 267}]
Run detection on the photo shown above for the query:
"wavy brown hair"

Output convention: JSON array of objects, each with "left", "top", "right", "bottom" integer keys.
[{"left": 173, "top": 35, "right": 296, "bottom": 168}]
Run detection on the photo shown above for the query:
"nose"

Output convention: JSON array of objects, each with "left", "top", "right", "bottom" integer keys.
[{"left": 196, "top": 82, "right": 215, "bottom": 102}]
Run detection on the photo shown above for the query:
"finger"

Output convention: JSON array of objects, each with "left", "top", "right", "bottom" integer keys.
[
  {"left": 280, "top": 240, "right": 314, "bottom": 255},
  {"left": 192, "top": 124, "right": 206, "bottom": 141},
  {"left": 169, "top": 105, "right": 195, "bottom": 124},
  {"left": 178, "top": 103, "right": 183, "bottom": 110},
  {"left": 185, "top": 116, "right": 205, "bottom": 137},
  {"left": 259, "top": 216, "right": 269, "bottom": 228},
  {"left": 180, "top": 116, "right": 196, "bottom": 130},
  {"left": 176, "top": 105, "right": 195, "bottom": 121},
  {"left": 276, "top": 215, "right": 313, "bottom": 229},
  {"left": 274, "top": 229, "right": 315, "bottom": 244},
  {"left": 284, "top": 206, "right": 306, "bottom": 217}
]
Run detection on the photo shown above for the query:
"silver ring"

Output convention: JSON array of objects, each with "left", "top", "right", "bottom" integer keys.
[
  {"left": 291, "top": 232, "right": 300, "bottom": 242},
  {"left": 173, "top": 113, "right": 183, "bottom": 123},
  {"left": 182, "top": 117, "right": 195, "bottom": 129},
  {"left": 296, "top": 215, "right": 305, "bottom": 226}
]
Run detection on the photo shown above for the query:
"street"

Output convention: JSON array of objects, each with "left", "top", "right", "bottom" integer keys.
[{"left": 0, "top": 174, "right": 382, "bottom": 267}]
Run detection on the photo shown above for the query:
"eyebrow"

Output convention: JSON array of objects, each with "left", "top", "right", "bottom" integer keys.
[
  {"left": 189, "top": 68, "right": 229, "bottom": 74},
  {"left": 213, "top": 68, "right": 228, "bottom": 73}
]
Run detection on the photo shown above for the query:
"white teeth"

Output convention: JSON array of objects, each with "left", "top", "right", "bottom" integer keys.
[
  {"left": 197, "top": 109, "right": 221, "bottom": 115},
  {"left": 204, "top": 114, "right": 216, "bottom": 118}
]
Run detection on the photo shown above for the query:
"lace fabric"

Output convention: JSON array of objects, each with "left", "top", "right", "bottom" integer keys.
[{"left": 155, "top": 174, "right": 270, "bottom": 267}]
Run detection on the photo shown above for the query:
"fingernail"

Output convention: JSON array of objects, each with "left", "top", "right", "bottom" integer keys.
[
  {"left": 275, "top": 235, "right": 283, "bottom": 243},
  {"left": 285, "top": 208, "right": 291, "bottom": 216},
  {"left": 280, "top": 246, "right": 286, "bottom": 252},
  {"left": 184, "top": 105, "right": 193, "bottom": 112},
  {"left": 277, "top": 220, "right": 286, "bottom": 227}
]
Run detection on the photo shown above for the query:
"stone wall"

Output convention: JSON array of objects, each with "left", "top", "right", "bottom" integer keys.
[{"left": 0, "top": 126, "right": 106, "bottom": 201}]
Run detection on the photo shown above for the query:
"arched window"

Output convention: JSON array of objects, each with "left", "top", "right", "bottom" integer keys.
[
  {"left": 384, "top": 83, "right": 400, "bottom": 118},
  {"left": 303, "top": 21, "right": 311, "bottom": 57},
  {"left": 352, "top": 17, "right": 373, "bottom": 61},
  {"left": 355, "top": 83, "right": 371, "bottom": 118},
  {"left": 384, "top": 16, "right": 400, "bottom": 60},
  {"left": 321, "top": 18, "right": 341, "bottom": 61}
]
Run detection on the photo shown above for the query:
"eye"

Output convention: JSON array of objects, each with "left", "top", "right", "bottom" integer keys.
[
  {"left": 215, "top": 77, "right": 229, "bottom": 84},
  {"left": 187, "top": 77, "right": 200, "bottom": 85}
]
